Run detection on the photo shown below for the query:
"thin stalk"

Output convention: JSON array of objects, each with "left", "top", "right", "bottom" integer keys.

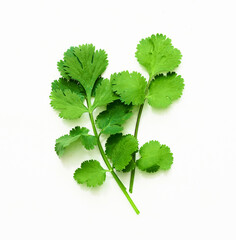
[
  {"left": 86, "top": 97, "right": 140, "bottom": 215},
  {"left": 129, "top": 77, "right": 152, "bottom": 193}
]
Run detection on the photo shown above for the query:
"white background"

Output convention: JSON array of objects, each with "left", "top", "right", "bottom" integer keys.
[{"left": 1, "top": 0, "right": 236, "bottom": 239}]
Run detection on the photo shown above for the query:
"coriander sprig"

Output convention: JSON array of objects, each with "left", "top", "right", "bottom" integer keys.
[
  {"left": 50, "top": 34, "right": 184, "bottom": 214},
  {"left": 111, "top": 34, "right": 184, "bottom": 193},
  {"left": 50, "top": 44, "right": 139, "bottom": 214}
]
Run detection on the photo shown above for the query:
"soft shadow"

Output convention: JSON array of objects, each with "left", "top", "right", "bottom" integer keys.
[
  {"left": 77, "top": 182, "right": 106, "bottom": 195},
  {"left": 150, "top": 100, "right": 181, "bottom": 115},
  {"left": 61, "top": 113, "right": 89, "bottom": 129},
  {"left": 137, "top": 168, "right": 172, "bottom": 179},
  {"left": 60, "top": 140, "right": 97, "bottom": 168}
]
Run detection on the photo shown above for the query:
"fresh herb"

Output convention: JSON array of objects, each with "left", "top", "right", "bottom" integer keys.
[
  {"left": 50, "top": 44, "right": 139, "bottom": 214},
  {"left": 111, "top": 34, "right": 184, "bottom": 192},
  {"left": 50, "top": 34, "right": 184, "bottom": 214}
]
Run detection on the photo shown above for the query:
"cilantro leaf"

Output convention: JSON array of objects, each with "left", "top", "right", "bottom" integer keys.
[
  {"left": 60, "top": 44, "right": 108, "bottom": 96},
  {"left": 51, "top": 78, "right": 85, "bottom": 100},
  {"left": 50, "top": 89, "right": 87, "bottom": 119},
  {"left": 122, "top": 159, "right": 135, "bottom": 172},
  {"left": 57, "top": 60, "right": 70, "bottom": 80},
  {"left": 80, "top": 135, "right": 97, "bottom": 150},
  {"left": 70, "top": 127, "right": 97, "bottom": 150},
  {"left": 147, "top": 73, "right": 184, "bottom": 108},
  {"left": 96, "top": 100, "right": 132, "bottom": 135},
  {"left": 92, "top": 78, "right": 118, "bottom": 110},
  {"left": 136, "top": 34, "right": 182, "bottom": 77},
  {"left": 91, "top": 76, "right": 103, "bottom": 97},
  {"left": 74, "top": 160, "right": 106, "bottom": 187},
  {"left": 55, "top": 126, "right": 97, "bottom": 157},
  {"left": 111, "top": 71, "right": 147, "bottom": 105},
  {"left": 105, "top": 134, "right": 138, "bottom": 171},
  {"left": 137, "top": 141, "right": 173, "bottom": 173}
]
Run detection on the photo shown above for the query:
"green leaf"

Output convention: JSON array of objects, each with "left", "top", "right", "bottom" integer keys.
[
  {"left": 50, "top": 89, "right": 87, "bottom": 119},
  {"left": 147, "top": 73, "right": 184, "bottom": 108},
  {"left": 55, "top": 127, "right": 97, "bottom": 156},
  {"left": 105, "top": 134, "right": 138, "bottom": 171},
  {"left": 91, "top": 76, "right": 103, "bottom": 97},
  {"left": 80, "top": 135, "right": 97, "bottom": 150},
  {"left": 136, "top": 34, "right": 182, "bottom": 77},
  {"left": 57, "top": 60, "right": 70, "bottom": 80},
  {"left": 51, "top": 78, "right": 85, "bottom": 100},
  {"left": 60, "top": 44, "right": 108, "bottom": 96},
  {"left": 74, "top": 160, "right": 106, "bottom": 187},
  {"left": 96, "top": 100, "right": 132, "bottom": 135},
  {"left": 111, "top": 71, "right": 147, "bottom": 105},
  {"left": 137, "top": 141, "right": 173, "bottom": 173},
  {"left": 122, "top": 159, "right": 135, "bottom": 172},
  {"left": 92, "top": 78, "right": 118, "bottom": 110}
]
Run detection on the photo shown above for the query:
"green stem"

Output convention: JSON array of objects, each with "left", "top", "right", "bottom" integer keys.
[
  {"left": 86, "top": 97, "right": 140, "bottom": 215},
  {"left": 129, "top": 77, "right": 152, "bottom": 193}
]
